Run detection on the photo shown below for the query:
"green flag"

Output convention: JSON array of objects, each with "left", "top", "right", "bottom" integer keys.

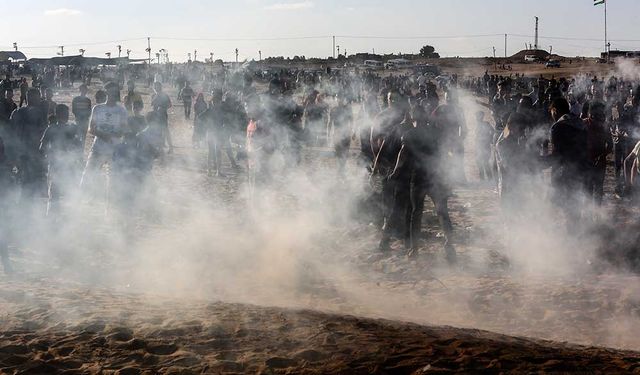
[{"left": 594, "top": 0, "right": 605, "bottom": 5}]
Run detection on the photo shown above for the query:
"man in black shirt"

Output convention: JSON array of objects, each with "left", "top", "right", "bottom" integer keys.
[
  {"left": 387, "top": 104, "right": 456, "bottom": 262},
  {"left": 10, "top": 88, "right": 48, "bottom": 200},
  {"left": 18, "top": 78, "right": 28, "bottom": 108},
  {"left": 179, "top": 81, "right": 195, "bottom": 119},
  {"left": 71, "top": 84, "right": 92, "bottom": 145},
  {"left": 40, "top": 104, "right": 82, "bottom": 216},
  {"left": 544, "top": 97, "right": 589, "bottom": 228},
  {"left": 0, "top": 89, "right": 17, "bottom": 125}
]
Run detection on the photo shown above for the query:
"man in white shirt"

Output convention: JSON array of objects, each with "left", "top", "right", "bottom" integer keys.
[{"left": 80, "top": 82, "right": 128, "bottom": 201}]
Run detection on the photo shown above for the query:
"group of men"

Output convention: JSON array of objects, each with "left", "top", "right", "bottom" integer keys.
[{"left": 1, "top": 62, "right": 639, "bottom": 274}]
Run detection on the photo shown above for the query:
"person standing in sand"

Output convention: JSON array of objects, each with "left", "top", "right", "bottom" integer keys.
[
  {"left": 72, "top": 84, "right": 92, "bottom": 146},
  {"left": 80, "top": 82, "right": 128, "bottom": 206},
  {"left": 179, "top": 81, "right": 195, "bottom": 120},
  {"left": 151, "top": 82, "right": 174, "bottom": 154},
  {"left": 0, "top": 136, "right": 14, "bottom": 274}
]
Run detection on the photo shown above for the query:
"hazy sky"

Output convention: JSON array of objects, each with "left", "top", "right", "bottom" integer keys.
[{"left": 2, "top": 0, "right": 639, "bottom": 61}]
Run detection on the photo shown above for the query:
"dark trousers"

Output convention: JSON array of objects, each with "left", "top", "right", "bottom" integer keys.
[
  {"left": 614, "top": 140, "right": 630, "bottom": 192},
  {"left": 476, "top": 147, "right": 493, "bottom": 180},
  {"left": 587, "top": 165, "right": 606, "bottom": 205},
  {"left": 380, "top": 177, "right": 411, "bottom": 247},
  {"left": 409, "top": 180, "right": 453, "bottom": 251},
  {"left": 183, "top": 100, "right": 192, "bottom": 119}
]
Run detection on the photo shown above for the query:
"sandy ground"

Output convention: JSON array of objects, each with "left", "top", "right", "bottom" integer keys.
[
  {"left": 1, "top": 70, "right": 640, "bottom": 374},
  {"left": 1, "top": 280, "right": 639, "bottom": 374}
]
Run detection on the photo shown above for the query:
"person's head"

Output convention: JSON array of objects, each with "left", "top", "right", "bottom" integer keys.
[
  {"left": 549, "top": 97, "right": 570, "bottom": 121},
  {"left": 196, "top": 92, "right": 204, "bottom": 103},
  {"left": 79, "top": 84, "right": 88, "bottom": 96},
  {"left": 184, "top": 81, "right": 190, "bottom": 88},
  {"left": 153, "top": 81, "right": 163, "bottom": 93},
  {"left": 104, "top": 82, "right": 120, "bottom": 104},
  {"left": 4, "top": 88, "right": 13, "bottom": 101},
  {"left": 588, "top": 101, "right": 606, "bottom": 123},
  {"left": 55, "top": 104, "right": 69, "bottom": 124},
  {"left": 95, "top": 90, "right": 107, "bottom": 104},
  {"left": 26, "top": 88, "right": 41, "bottom": 106}
]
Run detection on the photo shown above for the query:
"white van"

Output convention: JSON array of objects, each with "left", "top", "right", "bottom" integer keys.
[
  {"left": 363, "top": 60, "right": 384, "bottom": 69},
  {"left": 524, "top": 55, "right": 537, "bottom": 62}
]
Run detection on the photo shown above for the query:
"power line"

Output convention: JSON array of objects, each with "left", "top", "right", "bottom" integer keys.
[
  {"left": 152, "top": 36, "right": 331, "bottom": 42},
  {"left": 335, "top": 34, "right": 504, "bottom": 40},
  {"left": 5, "top": 38, "right": 148, "bottom": 50}
]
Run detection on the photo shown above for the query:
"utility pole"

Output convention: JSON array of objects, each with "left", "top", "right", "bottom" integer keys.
[
  {"left": 12, "top": 42, "right": 17, "bottom": 51},
  {"left": 492, "top": 46, "right": 496, "bottom": 71},
  {"left": 549, "top": 45, "right": 553, "bottom": 55},
  {"left": 117, "top": 45, "right": 122, "bottom": 58},
  {"left": 79, "top": 49, "right": 85, "bottom": 56},
  {"left": 337, "top": 45, "right": 340, "bottom": 57},
  {"left": 146, "top": 37, "right": 151, "bottom": 65},
  {"left": 332, "top": 36, "right": 336, "bottom": 58},
  {"left": 58, "top": 46, "right": 64, "bottom": 56},
  {"left": 534, "top": 16, "right": 539, "bottom": 50},
  {"left": 259, "top": 50, "right": 262, "bottom": 61},
  {"left": 194, "top": 50, "right": 197, "bottom": 61},
  {"left": 604, "top": 0, "right": 608, "bottom": 62},
  {"left": 105, "top": 52, "right": 111, "bottom": 59},
  {"left": 126, "top": 49, "right": 131, "bottom": 58},
  {"left": 235, "top": 48, "right": 239, "bottom": 63},
  {"left": 504, "top": 34, "right": 507, "bottom": 57},
  {"left": 188, "top": 53, "right": 191, "bottom": 62}
]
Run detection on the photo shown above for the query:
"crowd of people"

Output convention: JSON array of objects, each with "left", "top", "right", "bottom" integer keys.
[{"left": 0, "top": 61, "right": 639, "bottom": 275}]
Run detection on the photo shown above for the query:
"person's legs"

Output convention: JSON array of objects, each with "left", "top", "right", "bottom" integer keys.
[
  {"left": 379, "top": 178, "right": 396, "bottom": 251},
  {"left": 431, "top": 189, "right": 456, "bottom": 263},
  {"left": 408, "top": 181, "right": 428, "bottom": 256},
  {"left": 184, "top": 101, "right": 191, "bottom": 119},
  {"left": 77, "top": 118, "right": 89, "bottom": 146},
  {"left": 335, "top": 138, "right": 350, "bottom": 176},
  {"left": 0, "top": 208, "right": 11, "bottom": 274},
  {"left": 614, "top": 140, "right": 627, "bottom": 194},
  {"left": 46, "top": 166, "right": 60, "bottom": 217},
  {"left": 80, "top": 147, "right": 109, "bottom": 201},
  {"left": 207, "top": 132, "right": 220, "bottom": 175}
]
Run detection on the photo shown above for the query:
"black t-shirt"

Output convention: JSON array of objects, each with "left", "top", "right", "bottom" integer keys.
[
  {"left": 180, "top": 87, "right": 194, "bottom": 102},
  {"left": 549, "top": 114, "right": 588, "bottom": 183}
]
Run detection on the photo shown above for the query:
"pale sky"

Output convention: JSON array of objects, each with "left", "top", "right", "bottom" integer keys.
[{"left": 2, "top": 0, "right": 639, "bottom": 62}]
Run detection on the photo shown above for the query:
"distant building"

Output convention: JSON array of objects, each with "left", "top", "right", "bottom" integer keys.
[
  {"left": 601, "top": 50, "right": 640, "bottom": 59},
  {"left": 0, "top": 51, "right": 27, "bottom": 63}
]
